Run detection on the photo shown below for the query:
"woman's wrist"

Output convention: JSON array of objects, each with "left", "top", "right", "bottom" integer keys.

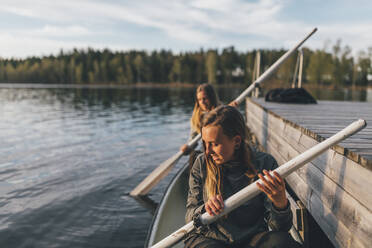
[{"left": 273, "top": 198, "right": 288, "bottom": 211}]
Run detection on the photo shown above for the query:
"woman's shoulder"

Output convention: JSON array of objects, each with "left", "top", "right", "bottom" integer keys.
[
  {"left": 250, "top": 147, "right": 278, "bottom": 172},
  {"left": 190, "top": 153, "right": 206, "bottom": 177}
]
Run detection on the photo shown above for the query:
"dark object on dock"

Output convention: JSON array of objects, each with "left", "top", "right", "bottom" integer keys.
[{"left": 265, "top": 88, "right": 317, "bottom": 104}]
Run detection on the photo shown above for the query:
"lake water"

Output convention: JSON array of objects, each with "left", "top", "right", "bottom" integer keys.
[{"left": 0, "top": 84, "right": 371, "bottom": 248}]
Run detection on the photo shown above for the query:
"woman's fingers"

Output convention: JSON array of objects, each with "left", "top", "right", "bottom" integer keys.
[
  {"left": 263, "top": 170, "right": 285, "bottom": 191},
  {"left": 217, "top": 195, "right": 224, "bottom": 208},
  {"left": 258, "top": 172, "right": 276, "bottom": 195},
  {"left": 206, "top": 195, "right": 224, "bottom": 216},
  {"left": 228, "top": 101, "right": 238, "bottom": 107},
  {"left": 265, "top": 170, "right": 281, "bottom": 186},
  {"left": 258, "top": 170, "right": 286, "bottom": 195},
  {"left": 273, "top": 171, "right": 285, "bottom": 187},
  {"left": 211, "top": 198, "right": 221, "bottom": 211},
  {"left": 205, "top": 203, "right": 213, "bottom": 216},
  {"left": 256, "top": 181, "right": 268, "bottom": 194},
  {"left": 180, "top": 144, "right": 188, "bottom": 153},
  {"left": 263, "top": 170, "right": 279, "bottom": 188},
  {"left": 205, "top": 203, "right": 218, "bottom": 216},
  {"left": 257, "top": 171, "right": 289, "bottom": 209}
]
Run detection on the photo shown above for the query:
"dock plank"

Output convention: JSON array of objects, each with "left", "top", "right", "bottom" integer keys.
[
  {"left": 246, "top": 107, "right": 372, "bottom": 209},
  {"left": 251, "top": 98, "right": 372, "bottom": 168}
]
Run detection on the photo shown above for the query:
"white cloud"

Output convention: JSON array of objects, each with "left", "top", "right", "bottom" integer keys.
[
  {"left": 299, "top": 23, "right": 372, "bottom": 56},
  {"left": 0, "top": 33, "right": 129, "bottom": 59},
  {"left": 0, "top": 0, "right": 371, "bottom": 58},
  {"left": 28, "top": 25, "right": 92, "bottom": 37},
  {"left": 0, "top": 5, "right": 37, "bottom": 18},
  {"left": 0, "top": 0, "right": 287, "bottom": 42}
]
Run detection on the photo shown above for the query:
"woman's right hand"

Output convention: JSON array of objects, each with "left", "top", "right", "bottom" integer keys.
[
  {"left": 180, "top": 144, "right": 189, "bottom": 153},
  {"left": 205, "top": 195, "right": 224, "bottom": 216}
]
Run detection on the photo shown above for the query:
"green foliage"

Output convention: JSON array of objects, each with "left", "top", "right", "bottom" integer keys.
[
  {"left": 0, "top": 42, "right": 370, "bottom": 87},
  {"left": 306, "top": 49, "right": 334, "bottom": 85}
]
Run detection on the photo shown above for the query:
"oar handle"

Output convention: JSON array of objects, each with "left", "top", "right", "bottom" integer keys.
[
  {"left": 150, "top": 119, "right": 366, "bottom": 248},
  {"left": 234, "top": 28, "right": 317, "bottom": 104}
]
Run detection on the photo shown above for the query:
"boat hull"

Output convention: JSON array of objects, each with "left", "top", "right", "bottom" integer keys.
[{"left": 146, "top": 164, "right": 189, "bottom": 248}]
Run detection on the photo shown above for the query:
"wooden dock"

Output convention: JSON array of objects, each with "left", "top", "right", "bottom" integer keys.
[{"left": 245, "top": 98, "right": 372, "bottom": 248}]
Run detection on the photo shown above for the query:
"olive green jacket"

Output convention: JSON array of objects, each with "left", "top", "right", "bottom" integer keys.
[{"left": 185, "top": 150, "right": 293, "bottom": 244}]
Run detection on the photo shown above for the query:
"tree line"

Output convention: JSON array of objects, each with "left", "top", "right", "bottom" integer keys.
[{"left": 1, "top": 40, "right": 371, "bottom": 87}]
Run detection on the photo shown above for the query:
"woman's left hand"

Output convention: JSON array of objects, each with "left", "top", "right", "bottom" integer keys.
[
  {"left": 228, "top": 101, "right": 238, "bottom": 108},
  {"left": 205, "top": 195, "right": 224, "bottom": 216},
  {"left": 256, "top": 170, "right": 288, "bottom": 210}
]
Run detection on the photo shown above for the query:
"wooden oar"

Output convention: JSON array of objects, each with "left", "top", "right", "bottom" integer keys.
[
  {"left": 130, "top": 27, "right": 318, "bottom": 196},
  {"left": 150, "top": 119, "right": 367, "bottom": 248},
  {"left": 130, "top": 134, "right": 200, "bottom": 196}
]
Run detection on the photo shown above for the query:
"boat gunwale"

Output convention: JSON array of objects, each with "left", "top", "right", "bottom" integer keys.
[{"left": 145, "top": 162, "right": 189, "bottom": 247}]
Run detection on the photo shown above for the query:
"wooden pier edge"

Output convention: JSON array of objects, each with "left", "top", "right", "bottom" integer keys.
[
  {"left": 247, "top": 98, "right": 371, "bottom": 170},
  {"left": 245, "top": 98, "right": 372, "bottom": 248},
  {"left": 246, "top": 100, "right": 372, "bottom": 209}
]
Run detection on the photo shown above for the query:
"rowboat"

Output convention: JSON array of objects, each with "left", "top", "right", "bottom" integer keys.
[
  {"left": 145, "top": 159, "right": 308, "bottom": 248},
  {"left": 145, "top": 161, "right": 306, "bottom": 248},
  {"left": 145, "top": 162, "right": 189, "bottom": 248}
]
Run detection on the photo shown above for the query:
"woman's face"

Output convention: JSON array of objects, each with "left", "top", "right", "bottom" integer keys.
[
  {"left": 197, "top": 90, "right": 211, "bottom": 112},
  {"left": 202, "top": 125, "right": 241, "bottom": 165}
]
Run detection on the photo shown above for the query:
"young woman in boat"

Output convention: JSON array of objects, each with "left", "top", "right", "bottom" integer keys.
[
  {"left": 185, "top": 105, "right": 302, "bottom": 248},
  {"left": 180, "top": 83, "right": 238, "bottom": 155}
]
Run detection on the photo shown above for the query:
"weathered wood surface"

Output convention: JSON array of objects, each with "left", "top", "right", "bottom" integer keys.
[
  {"left": 252, "top": 99, "right": 372, "bottom": 165},
  {"left": 245, "top": 98, "right": 372, "bottom": 248}
]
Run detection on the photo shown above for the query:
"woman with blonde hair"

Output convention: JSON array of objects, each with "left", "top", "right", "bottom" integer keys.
[
  {"left": 185, "top": 105, "right": 302, "bottom": 248},
  {"left": 180, "top": 83, "right": 220, "bottom": 154},
  {"left": 180, "top": 83, "right": 237, "bottom": 154}
]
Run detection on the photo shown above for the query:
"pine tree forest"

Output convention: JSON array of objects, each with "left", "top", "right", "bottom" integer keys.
[{"left": 1, "top": 41, "right": 371, "bottom": 87}]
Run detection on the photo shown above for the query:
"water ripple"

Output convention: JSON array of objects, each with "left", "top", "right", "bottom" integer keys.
[{"left": 0, "top": 86, "right": 232, "bottom": 248}]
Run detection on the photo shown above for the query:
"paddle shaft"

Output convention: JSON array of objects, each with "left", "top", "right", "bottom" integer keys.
[
  {"left": 185, "top": 29, "right": 318, "bottom": 148},
  {"left": 183, "top": 27, "right": 317, "bottom": 149},
  {"left": 131, "top": 28, "right": 317, "bottom": 196},
  {"left": 150, "top": 119, "right": 366, "bottom": 248},
  {"left": 234, "top": 27, "right": 317, "bottom": 104}
]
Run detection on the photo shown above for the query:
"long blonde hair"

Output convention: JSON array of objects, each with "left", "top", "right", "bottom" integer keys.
[
  {"left": 190, "top": 84, "right": 219, "bottom": 134},
  {"left": 202, "top": 105, "right": 257, "bottom": 199}
]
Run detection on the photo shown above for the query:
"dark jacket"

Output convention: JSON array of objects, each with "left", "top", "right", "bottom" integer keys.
[{"left": 185, "top": 150, "right": 293, "bottom": 244}]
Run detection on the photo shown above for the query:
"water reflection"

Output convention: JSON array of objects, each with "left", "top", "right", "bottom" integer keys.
[{"left": 0, "top": 85, "right": 245, "bottom": 248}]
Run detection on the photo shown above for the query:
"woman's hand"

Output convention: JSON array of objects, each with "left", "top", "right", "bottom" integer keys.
[
  {"left": 256, "top": 170, "right": 288, "bottom": 210},
  {"left": 180, "top": 144, "right": 190, "bottom": 153},
  {"left": 205, "top": 195, "right": 224, "bottom": 216},
  {"left": 228, "top": 101, "right": 238, "bottom": 108}
]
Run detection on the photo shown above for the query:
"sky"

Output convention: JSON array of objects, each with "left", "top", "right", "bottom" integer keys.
[{"left": 1, "top": 0, "right": 372, "bottom": 59}]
